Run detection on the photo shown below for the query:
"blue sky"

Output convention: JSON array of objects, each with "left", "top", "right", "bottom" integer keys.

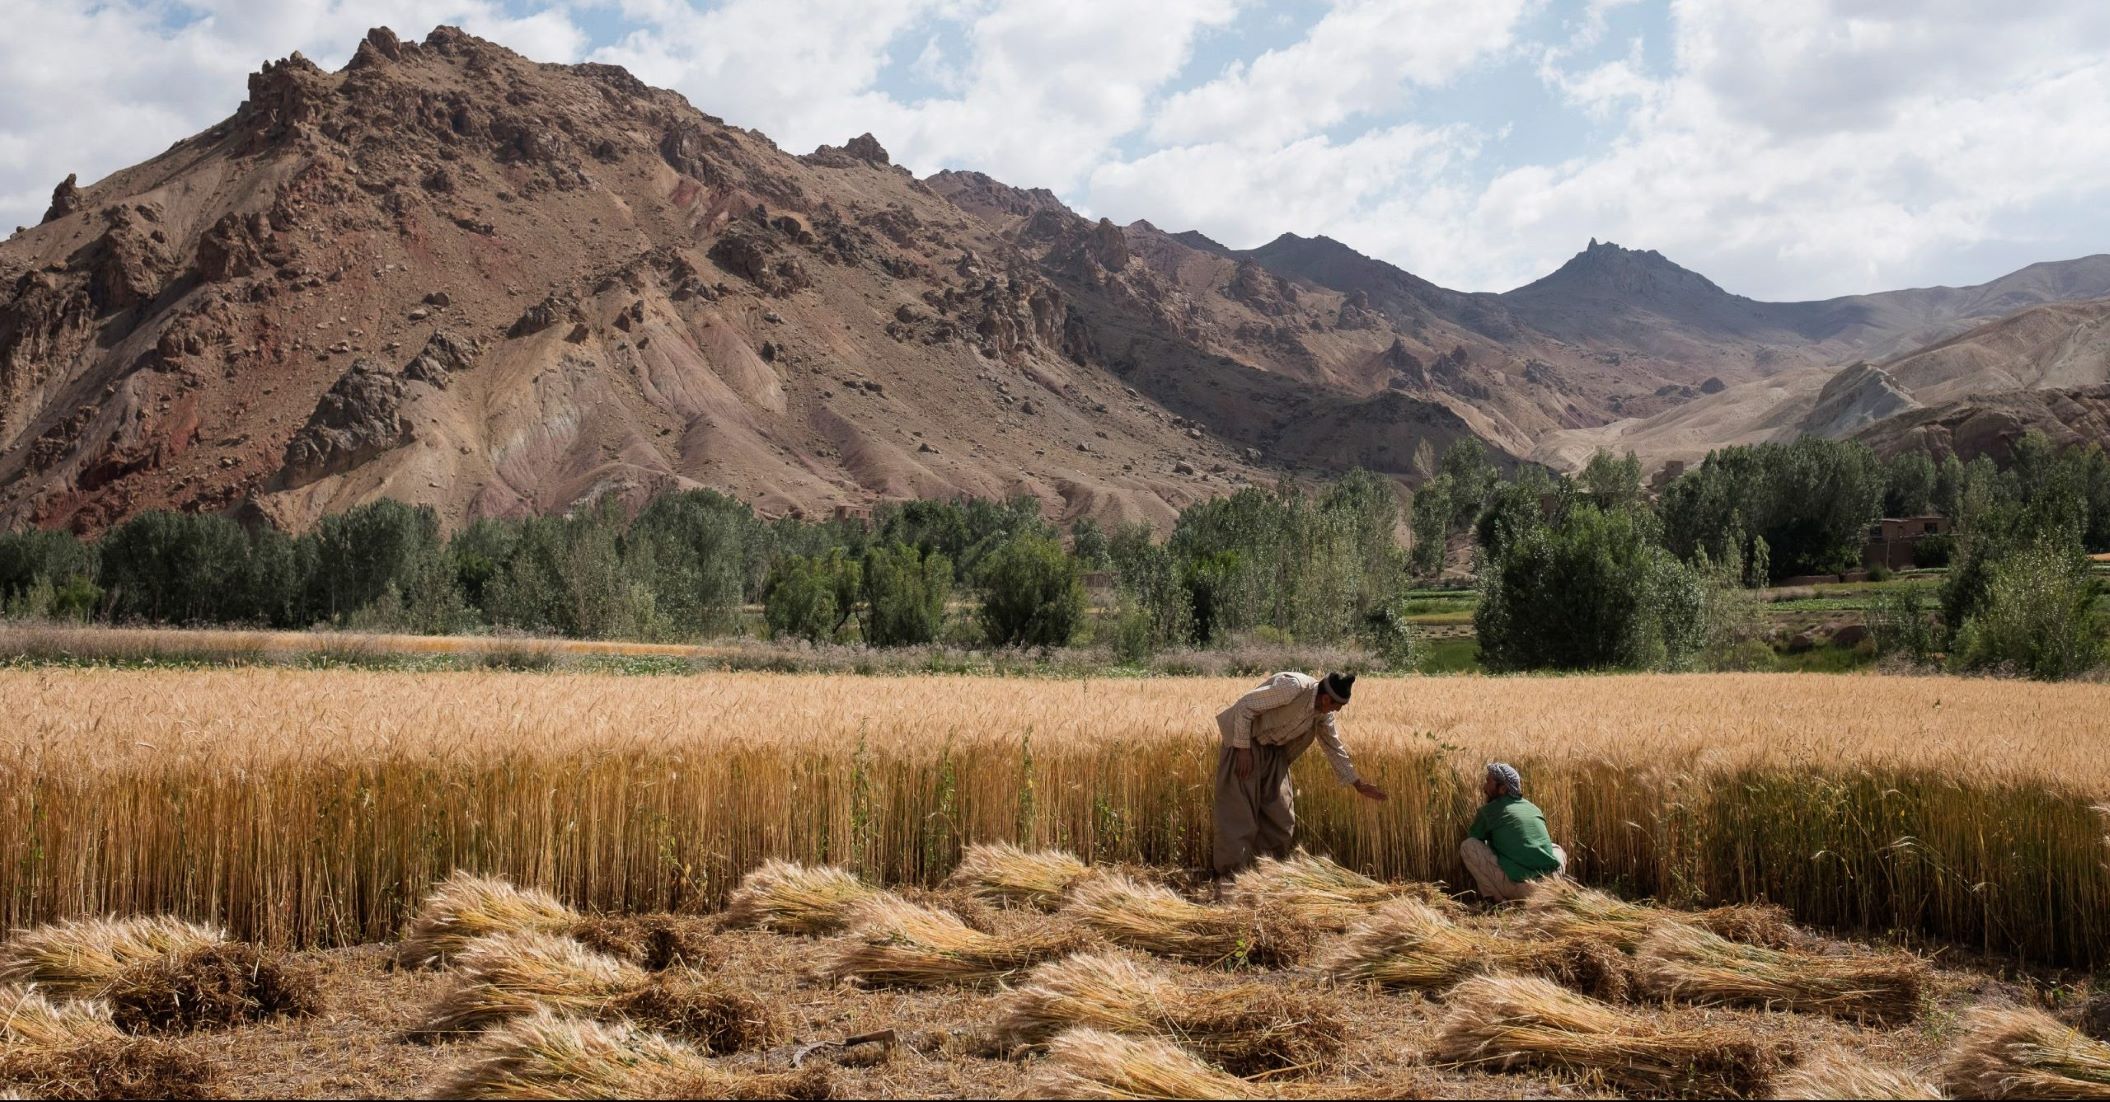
[{"left": 5, "top": 1, "right": 2108, "bottom": 300}]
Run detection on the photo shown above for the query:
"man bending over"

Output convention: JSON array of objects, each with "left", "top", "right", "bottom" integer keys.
[{"left": 1213, "top": 670, "right": 1388, "bottom": 879}]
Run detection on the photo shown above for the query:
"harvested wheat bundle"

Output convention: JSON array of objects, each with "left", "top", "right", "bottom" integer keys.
[
  {"left": 420, "top": 930, "right": 647, "bottom": 1038},
  {"left": 1639, "top": 923, "right": 1926, "bottom": 1025},
  {"left": 419, "top": 928, "right": 782, "bottom": 1051},
  {"left": 0, "top": 984, "right": 121, "bottom": 1054},
  {"left": 1435, "top": 974, "right": 1788, "bottom": 1099},
  {"left": 1022, "top": 1027, "right": 1264, "bottom": 1101},
  {"left": 825, "top": 896, "right": 1088, "bottom": 988},
  {"left": 1943, "top": 1005, "right": 2110, "bottom": 1100},
  {"left": 722, "top": 861, "right": 883, "bottom": 936},
  {"left": 605, "top": 974, "right": 783, "bottom": 1055},
  {"left": 565, "top": 914, "right": 718, "bottom": 972},
  {"left": 104, "top": 941, "right": 323, "bottom": 1034},
  {"left": 0, "top": 916, "right": 226, "bottom": 999},
  {"left": 1317, "top": 898, "right": 1631, "bottom": 1000},
  {"left": 433, "top": 1011, "right": 834, "bottom": 1101},
  {"left": 1226, "top": 854, "right": 1448, "bottom": 932},
  {"left": 1523, "top": 880, "right": 1803, "bottom": 952},
  {"left": 398, "top": 872, "right": 582, "bottom": 970},
  {"left": 997, "top": 950, "right": 1345, "bottom": 1076},
  {"left": 0, "top": 1036, "right": 220, "bottom": 1101},
  {"left": 1772, "top": 1052, "right": 1945, "bottom": 1099},
  {"left": 948, "top": 843, "right": 1096, "bottom": 910},
  {"left": 1060, "top": 877, "right": 1312, "bottom": 968}
]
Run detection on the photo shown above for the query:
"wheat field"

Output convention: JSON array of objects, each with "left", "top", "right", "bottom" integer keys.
[{"left": 3, "top": 669, "right": 2106, "bottom": 964}]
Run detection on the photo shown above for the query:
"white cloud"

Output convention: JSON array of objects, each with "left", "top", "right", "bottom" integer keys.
[
  {"left": 0, "top": 1, "right": 587, "bottom": 231},
  {"left": 6, "top": 0, "right": 2110, "bottom": 305},
  {"left": 1149, "top": 0, "right": 1530, "bottom": 147}
]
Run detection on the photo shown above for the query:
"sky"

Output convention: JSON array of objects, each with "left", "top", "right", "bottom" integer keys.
[{"left": 4, "top": 0, "right": 2109, "bottom": 300}]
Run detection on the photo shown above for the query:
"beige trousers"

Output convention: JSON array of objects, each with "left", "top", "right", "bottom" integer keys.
[
  {"left": 1212, "top": 727, "right": 1320, "bottom": 877},
  {"left": 1460, "top": 838, "right": 1568, "bottom": 902}
]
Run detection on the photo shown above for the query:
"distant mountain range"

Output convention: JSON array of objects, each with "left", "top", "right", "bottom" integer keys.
[{"left": 4, "top": 25, "right": 2107, "bottom": 534}]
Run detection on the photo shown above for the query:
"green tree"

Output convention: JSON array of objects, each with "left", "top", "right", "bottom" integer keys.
[
  {"left": 978, "top": 532, "right": 1085, "bottom": 647},
  {"left": 1409, "top": 475, "right": 1453, "bottom": 580},
  {"left": 765, "top": 549, "right": 861, "bottom": 643},
  {"left": 1579, "top": 449, "right": 1644, "bottom": 510},
  {"left": 1439, "top": 437, "right": 1499, "bottom": 528},
  {"left": 1475, "top": 504, "right": 1704, "bottom": 672},
  {"left": 861, "top": 543, "right": 950, "bottom": 646},
  {"left": 1069, "top": 517, "right": 1111, "bottom": 570},
  {"left": 96, "top": 511, "right": 253, "bottom": 624},
  {"left": 305, "top": 500, "right": 446, "bottom": 622},
  {"left": 1882, "top": 452, "right": 1937, "bottom": 517}
]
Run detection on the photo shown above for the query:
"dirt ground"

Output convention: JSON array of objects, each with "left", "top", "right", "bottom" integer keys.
[{"left": 141, "top": 903, "right": 2054, "bottom": 1100}]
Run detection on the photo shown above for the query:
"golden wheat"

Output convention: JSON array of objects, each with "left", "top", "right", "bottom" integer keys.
[
  {"left": 432, "top": 1011, "right": 831, "bottom": 1100},
  {"left": 1943, "top": 1005, "right": 2110, "bottom": 1099},
  {"left": 997, "top": 950, "right": 1345, "bottom": 1075},
  {"left": 4, "top": 669, "right": 2109, "bottom": 966},
  {"left": 1434, "top": 974, "right": 1790, "bottom": 1098},
  {"left": 1317, "top": 897, "right": 1631, "bottom": 999},
  {"left": 723, "top": 861, "right": 884, "bottom": 936},
  {"left": 823, "top": 896, "right": 1088, "bottom": 987},
  {"left": 948, "top": 844, "right": 1095, "bottom": 909},
  {"left": 0, "top": 984, "right": 121, "bottom": 1054},
  {"left": 398, "top": 873, "right": 583, "bottom": 969},
  {"left": 1772, "top": 1051, "right": 1946, "bottom": 1099},
  {"left": 0, "top": 916, "right": 226, "bottom": 998},
  {"left": 1639, "top": 923, "right": 1928, "bottom": 1024},
  {"left": 1022, "top": 1027, "right": 1264, "bottom": 1100}
]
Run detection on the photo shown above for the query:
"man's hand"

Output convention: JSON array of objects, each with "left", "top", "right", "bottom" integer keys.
[
  {"left": 1352, "top": 779, "right": 1389, "bottom": 802},
  {"left": 1234, "top": 747, "right": 1254, "bottom": 780}
]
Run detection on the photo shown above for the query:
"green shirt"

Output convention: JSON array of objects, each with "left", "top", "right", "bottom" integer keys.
[{"left": 1468, "top": 796, "right": 1562, "bottom": 883}]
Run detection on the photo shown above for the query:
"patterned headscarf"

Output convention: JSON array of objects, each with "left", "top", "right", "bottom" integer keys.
[{"left": 1486, "top": 762, "right": 1523, "bottom": 798}]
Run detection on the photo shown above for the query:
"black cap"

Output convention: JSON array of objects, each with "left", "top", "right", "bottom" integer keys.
[{"left": 1320, "top": 671, "right": 1355, "bottom": 703}]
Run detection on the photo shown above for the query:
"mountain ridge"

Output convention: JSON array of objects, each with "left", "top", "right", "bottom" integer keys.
[{"left": 4, "top": 24, "right": 2109, "bottom": 536}]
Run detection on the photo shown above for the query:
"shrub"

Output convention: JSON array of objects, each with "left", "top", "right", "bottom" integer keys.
[
  {"left": 1870, "top": 585, "right": 1938, "bottom": 665},
  {"left": 1951, "top": 540, "right": 2103, "bottom": 679},
  {"left": 1912, "top": 532, "right": 1954, "bottom": 568},
  {"left": 977, "top": 532, "right": 1084, "bottom": 648}
]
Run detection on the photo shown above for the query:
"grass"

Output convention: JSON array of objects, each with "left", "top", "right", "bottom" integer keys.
[
  {"left": 6, "top": 669, "right": 2110, "bottom": 969},
  {"left": 1060, "top": 877, "right": 1313, "bottom": 968},
  {"left": 1432, "top": 974, "right": 1792, "bottom": 1099},
  {"left": 1638, "top": 923, "right": 1928, "bottom": 1025},
  {"left": 1942, "top": 1005, "right": 2110, "bottom": 1099},
  {"left": 996, "top": 950, "right": 1346, "bottom": 1075}
]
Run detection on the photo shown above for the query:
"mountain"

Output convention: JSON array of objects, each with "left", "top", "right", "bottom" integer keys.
[
  {"left": 1853, "top": 384, "right": 2110, "bottom": 464},
  {"left": 1535, "top": 293, "right": 2110, "bottom": 469},
  {"left": 0, "top": 29, "right": 1310, "bottom": 534},
  {"left": 4, "top": 25, "right": 2109, "bottom": 536}
]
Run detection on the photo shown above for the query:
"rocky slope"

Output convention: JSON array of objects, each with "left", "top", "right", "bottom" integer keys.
[
  {"left": 4, "top": 25, "right": 2109, "bottom": 535},
  {"left": 0, "top": 28, "right": 1293, "bottom": 534}
]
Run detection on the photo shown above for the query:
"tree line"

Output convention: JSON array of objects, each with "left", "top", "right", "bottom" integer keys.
[
  {"left": 0, "top": 471, "right": 1416, "bottom": 665},
  {"left": 1431, "top": 433, "right": 2110, "bottom": 679},
  {"left": 4, "top": 434, "right": 2104, "bottom": 677}
]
